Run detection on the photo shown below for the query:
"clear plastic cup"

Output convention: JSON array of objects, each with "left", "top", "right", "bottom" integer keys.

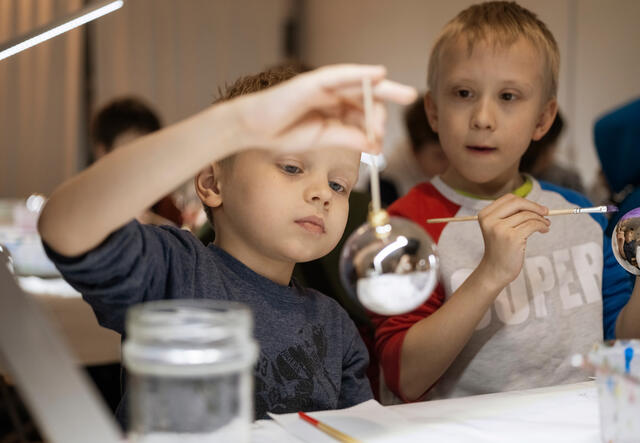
[
  {"left": 123, "top": 300, "right": 258, "bottom": 442},
  {"left": 588, "top": 340, "right": 640, "bottom": 443}
]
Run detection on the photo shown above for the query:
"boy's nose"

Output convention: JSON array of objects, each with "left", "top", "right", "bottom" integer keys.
[
  {"left": 304, "top": 182, "right": 332, "bottom": 209},
  {"left": 470, "top": 99, "right": 496, "bottom": 131}
]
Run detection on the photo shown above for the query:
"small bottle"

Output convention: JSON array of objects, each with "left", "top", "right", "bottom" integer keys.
[{"left": 123, "top": 300, "right": 258, "bottom": 442}]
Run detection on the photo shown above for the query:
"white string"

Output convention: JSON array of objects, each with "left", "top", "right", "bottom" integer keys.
[{"left": 362, "top": 77, "right": 381, "bottom": 214}]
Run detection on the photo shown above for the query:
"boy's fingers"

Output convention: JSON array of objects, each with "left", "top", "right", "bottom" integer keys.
[
  {"left": 319, "top": 101, "right": 386, "bottom": 143},
  {"left": 502, "top": 211, "right": 551, "bottom": 229},
  {"left": 276, "top": 116, "right": 380, "bottom": 154},
  {"left": 309, "top": 64, "right": 387, "bottom": 89},
  {"left": 479, "top": 194, "right": 516, "bottom": 219},
  {"left": 322, "top": 80, "right": 418, "bottom": 107},
  {"left": 291, "top": 64, "right": 416, "bottom": 114},
  {"left": 279, "top": 65, "right": 386, "bottom": 112},
  {"left": 373, "top": 80, "right": 418, "bottom": 104},
  {"left": 514, "top": 219, "right": 551, "bottom": 238},
  {"left": 481, "top": 194, "right": 548, "bottom": 222},
  {"left": 314, "top": 118, "right": 381, "bottom": 153},
  {"left": 254, "top": 65, "right": 410, "bottom": 138}
]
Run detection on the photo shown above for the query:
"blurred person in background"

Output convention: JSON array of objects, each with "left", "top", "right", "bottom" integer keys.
[
  {"left": 378, "top": 94, "right": 449, "bottom": 206},
  {"left": 594, "top": 97, "right": 640, "bottom": 237},
  {"left": 91, "top": 97, "right": 184, "bottom": 227}
]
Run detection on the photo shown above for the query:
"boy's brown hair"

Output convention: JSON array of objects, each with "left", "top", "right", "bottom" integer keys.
[
  {"left": 404, "top": 95, "right": 439, "bottom": 154},
  {"left": 427, "top": 1, "right": 559, "bottom": 99},
  {"left": 520, "top": 111, "right": 564, "bottom": 174},
  {"left": 213, "top": 61, "right": 312, "bottom": 104}
]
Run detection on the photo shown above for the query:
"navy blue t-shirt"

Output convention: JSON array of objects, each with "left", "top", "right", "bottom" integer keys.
[{"left": 45, "top": 221, "right": 372, "bottom": 426}]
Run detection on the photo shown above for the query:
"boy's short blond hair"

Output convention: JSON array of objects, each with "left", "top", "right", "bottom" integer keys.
[{"left": 427, "top": 1, "right": 559, "bottom": 99}]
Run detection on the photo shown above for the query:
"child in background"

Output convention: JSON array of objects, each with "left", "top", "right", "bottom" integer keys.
[
  {"left": 379, "top": 95, "right": 449, "bottom": 205},
  {"left": 91, "top": 97, "right": 183, "bottom": 227},
  {"left": 594, "top": 97, "right": 640, "bottom": 237},
  {"left": 38, "top": 64, "right": 417, "bottom": 425},
  {"left": 371, "top": 1, "right": 640, "bottom": 404}
]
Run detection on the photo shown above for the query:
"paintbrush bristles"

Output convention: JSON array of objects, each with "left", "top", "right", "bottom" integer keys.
[{"left": 426, "top": 205, "right": 619, "bottom": 224}]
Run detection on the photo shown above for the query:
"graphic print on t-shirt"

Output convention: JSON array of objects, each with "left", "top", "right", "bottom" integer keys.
[
  {"left": 254, "top": 323, "right": 337, "bottom": 418},
  {"left": 448, "top": 241, "right": 603, "bottom": 329}
]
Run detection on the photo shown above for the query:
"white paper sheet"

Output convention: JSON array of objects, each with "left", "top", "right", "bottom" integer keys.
[
  {"left": 268, "top": 399, "right": 412, "bottom": 443},
  {"left": 386, "top": 382, "right": 602, "bottom": 443},
  {"left": 267, "top": 383, "right": 602, "bottom": 443}
]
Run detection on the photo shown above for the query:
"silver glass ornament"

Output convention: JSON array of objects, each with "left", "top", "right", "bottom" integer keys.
[
  {"left": 611, "top": 207, "right": 640, "bottom": 275},
  {"left": 339, "top": 210, "right": 439, "bottom": 315},
  {"left": 347, "top": 78, "right": 439, "bottom": 315}
]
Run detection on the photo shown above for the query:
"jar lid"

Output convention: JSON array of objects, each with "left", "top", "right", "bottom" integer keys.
[{"left": 123, "top": 300, "right": 258, "bottom": 376}]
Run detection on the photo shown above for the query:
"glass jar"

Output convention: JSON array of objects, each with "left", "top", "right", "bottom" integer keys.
[{"left": 123, "top": 300, "right": 258, "bottom": 442}]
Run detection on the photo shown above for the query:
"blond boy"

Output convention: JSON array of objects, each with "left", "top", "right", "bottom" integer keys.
[
  {"left": 372, "top": 1, "right": 640, "bottom": 403},
  {"left": 38, "top": 64, "right": 416, "bottom": 424}
]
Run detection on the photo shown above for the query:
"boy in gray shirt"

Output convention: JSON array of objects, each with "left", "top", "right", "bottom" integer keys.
[{"left": 38, "top": 64, "right": 417, "bottom": 425}]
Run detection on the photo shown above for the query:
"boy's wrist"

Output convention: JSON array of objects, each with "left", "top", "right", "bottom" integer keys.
[
  {"left": 469, "top": 261, "right": 510, "bottom": 297},
  {"left": 205, "top": 98, "right": 248, "bottom": 160},
  {"left": 221, "top": 93, "right": 266, "bottom": 154}
]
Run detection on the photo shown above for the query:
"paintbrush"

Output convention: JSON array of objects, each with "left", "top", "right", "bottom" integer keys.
[
  {"left": 298, "top": 411, "right": 363, "bottom": 443},
  {"left": 426, "top": 205, "right": 618, "bottom": 224}
]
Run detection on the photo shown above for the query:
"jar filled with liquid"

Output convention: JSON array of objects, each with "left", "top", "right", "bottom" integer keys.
[{"left": 123, "top": 300, "right": 258, "bottom": 442}]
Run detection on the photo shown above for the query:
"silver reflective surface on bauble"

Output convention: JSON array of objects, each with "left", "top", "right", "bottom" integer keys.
[
  {"left": 611, "top": 207, "right": 640, "bottom": 275},
  {"left": 339, "top": 216, "right": 439, "bottom": 315}
]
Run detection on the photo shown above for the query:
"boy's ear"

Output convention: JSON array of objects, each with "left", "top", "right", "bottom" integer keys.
[
  {"left": 424, "top": 91, "right": 439, "bottom": 133},
  {"left": 532, "top": 99, "right": 558, "bottom": 141},
  {"left": 195, "top": 163, "right": 224, "bottom": 209}
]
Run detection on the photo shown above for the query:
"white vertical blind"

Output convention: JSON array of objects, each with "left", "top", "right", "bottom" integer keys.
[
  {"left": 0, "top": 0, "right": 84, "bottom": 198},
  {"left": 92, "top": 0, "right": 289, "bottom": 127}
]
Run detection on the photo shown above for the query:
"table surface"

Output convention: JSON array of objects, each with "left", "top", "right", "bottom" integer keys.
[
  {"left": 14, "top": 277, "right": 120, "bottom": 367},
  {"left": 253, "top": 381, "right": 602, "bottom": 443}
]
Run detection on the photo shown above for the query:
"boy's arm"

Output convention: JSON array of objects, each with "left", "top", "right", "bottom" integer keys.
[
  {"left": 38, "top": 64, "right": 416, "bottom": 257},
  {"left": 39, "top": 105, "right": 241, "bottom": 256},
  {"left": 615, "top": 276, "right": 640, "bottom": 338},
  {"left": 398, "top": 194, "right": 550, "bottom": 401}
]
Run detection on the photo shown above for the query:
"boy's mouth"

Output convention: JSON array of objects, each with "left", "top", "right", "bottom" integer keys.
[
  {"left": 295, "top": 216, "right": 326, "bottom": 234},
  {"left": 466, "top": 145, "right": 497, "bottom": 153}
]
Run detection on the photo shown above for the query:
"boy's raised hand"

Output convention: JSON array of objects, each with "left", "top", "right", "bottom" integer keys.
[
  {"left": 233, "top": 64, "right": 417, "bottom": 154},
  {"left": 476, "top": 194, "right": 550, "bottom": 289}
]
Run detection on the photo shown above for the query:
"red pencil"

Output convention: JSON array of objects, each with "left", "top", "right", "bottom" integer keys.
[{"left": 298, "top": 411, "right": 363, "bottom": 443}]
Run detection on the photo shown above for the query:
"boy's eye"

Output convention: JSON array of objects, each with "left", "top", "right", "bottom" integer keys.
[
  {"left": 457, "top": 89, "right": 471, "bottom": 98},
  {"left": 500, "top": 92, "right": 516, "bottom": 101},
  {"left": 329, "top": 181, "right": 346, "bottom": 193},
  {"left": 281, "top": 164, "right": 302, "bottom": 174}
]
